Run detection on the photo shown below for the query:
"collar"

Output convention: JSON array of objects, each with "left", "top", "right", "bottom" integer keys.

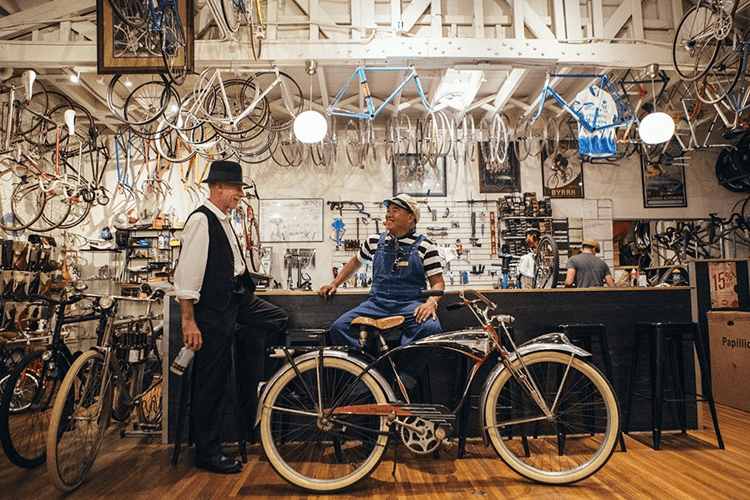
[
  {"left": 386, "top": 229, "right": 417, "bottom": 251},
  {"left": 205, "top": 200, "right": 229, "bottom": 221}
]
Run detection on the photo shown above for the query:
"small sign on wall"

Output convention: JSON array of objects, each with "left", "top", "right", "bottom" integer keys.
[{"left": 709, "top": 261, "right": 740, "bottom": 309}]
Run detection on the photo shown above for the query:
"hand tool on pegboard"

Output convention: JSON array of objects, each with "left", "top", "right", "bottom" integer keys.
[{"left": 490, "top": 212, "right": 497, "bottom": 255}]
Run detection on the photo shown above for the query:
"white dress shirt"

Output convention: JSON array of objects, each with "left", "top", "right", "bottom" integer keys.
[{"left": 174, "top": 200, "right": 246, "bottom": 303}]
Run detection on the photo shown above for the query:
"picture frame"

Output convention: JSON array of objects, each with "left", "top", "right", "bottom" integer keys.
[
  {"left": 259, "top": 198, "right": 324, "bottom": 243},
  {"left": 392, "top": 154, "right": 447, "bottom": 196},
  {"left": 97, "top": 0, "right": 194, "bottom": 75},
  {"left": 541, "top": 150, "right": 584, "bottom": 198},
  {"left": 641, "top": 155, "right": 687, "bottom": 208},
  {"left": 478, "top": 142, "right": 520, "bottom": 193}
]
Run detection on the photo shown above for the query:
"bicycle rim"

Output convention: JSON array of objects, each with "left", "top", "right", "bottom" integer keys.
[
  {"left": 672, "top": 3, "right": 721, "bottom": 82},
  {"left": 135, "top": 327, "right": 163, "bottom": 426},
  {"left": 534, "top": 235, "right": 559, "bottom": 288},
  {"left": 221, "top": 0, "right": 242, "bottom": 32},
  {"left": 161, "top": 3, "right": 187, "bottom": 86},
  {"left": 47, "top": 350, "right": 112, "bottom": 492},
  {"left": 8, "top": 180, "right": 45, "bottom": 232},
  {"left": 0, "top": 350, "right": 63, "bottom": 468},
  {"left": 259, "top": 356, "right": 389, "bottom": 492},
  {"left": 484, "top": 351, "right": 619, "bottom": 484}
]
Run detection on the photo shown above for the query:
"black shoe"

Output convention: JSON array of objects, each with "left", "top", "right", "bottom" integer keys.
[{"left": 195, "top": 453, "right": 242, "bottom": 474}]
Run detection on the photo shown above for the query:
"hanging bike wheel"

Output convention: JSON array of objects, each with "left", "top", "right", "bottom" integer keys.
[
  {"left": 161, "top": 2, "right": 187, "bottom": 86},
  {"left": 107, "top": 0, "right": 149, "bottom": 29},
  {"left": 672, "top": 2, "right": 722, "bottom": 82}
]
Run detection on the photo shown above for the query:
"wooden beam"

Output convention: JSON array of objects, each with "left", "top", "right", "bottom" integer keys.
[{"left": 0, "top": 0, "right": 95, "bottom": 40}]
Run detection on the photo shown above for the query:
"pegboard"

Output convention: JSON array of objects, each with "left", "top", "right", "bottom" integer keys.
[{"left": 325, "top": 198, "right": 528, "bottom": 291}]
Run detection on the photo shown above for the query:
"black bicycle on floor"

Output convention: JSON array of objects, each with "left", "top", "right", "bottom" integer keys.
[{"left": 256, "top": 289, "right": 620, "bottom": 492}]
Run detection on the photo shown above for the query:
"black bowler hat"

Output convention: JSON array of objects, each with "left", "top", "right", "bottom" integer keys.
[{"left": 204, "top": 160, "right": 245, "bottom": 185}]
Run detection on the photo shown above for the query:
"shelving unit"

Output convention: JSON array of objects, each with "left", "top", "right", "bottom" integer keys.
[{"left": 121, "top": 229, "right": 181, "bottom": 294}]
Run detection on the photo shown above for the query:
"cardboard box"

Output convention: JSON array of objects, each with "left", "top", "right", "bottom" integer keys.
[{"left": 707, "top": 311, "right": 750, "bottom": 411}]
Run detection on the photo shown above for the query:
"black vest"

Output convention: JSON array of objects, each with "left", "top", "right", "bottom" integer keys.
[{"left": 188, "top": 205, "right": 255, "bottom": 312}]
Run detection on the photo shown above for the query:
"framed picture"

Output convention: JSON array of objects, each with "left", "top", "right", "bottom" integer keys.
[
  {"left": 259, "top": 199, "right": 324, "bottom": 243},
  {"left": 478, "top": 142, "right": 520, "bottom": 193},
  {"left": 392, "top": 154, "right": 447, "bottom": 196},
  {"left": 541, "top": 150, "right": 584, "bottom": 198},
  {"left": 97, "top": 0, "right": 194, "bottom": 74},
  {"left": 641, "top": 155, "right": 687, "bottom": 208}
]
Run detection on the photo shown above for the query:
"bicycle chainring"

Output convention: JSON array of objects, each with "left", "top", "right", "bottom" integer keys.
[
  {"left": 715, "top": 10, "right": 733, "bottom": 40},
  {"left": 398, "top": 416, "right": 441, "bottom": 455}
]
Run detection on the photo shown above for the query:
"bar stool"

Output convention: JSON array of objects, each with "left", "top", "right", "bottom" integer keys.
[
  {"left": 546, "top": 324, "right": 626, "bottom": 452},
  {"left": 624, "top": 321, "right": 724, "bottom": 450},
  {"left": 172, "top": 339, "right": 248, "bottom": 466}
]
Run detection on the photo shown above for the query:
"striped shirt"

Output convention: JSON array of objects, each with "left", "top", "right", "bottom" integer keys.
[{"left": 357, "top": 232, "right": 443, "bottom": 278}]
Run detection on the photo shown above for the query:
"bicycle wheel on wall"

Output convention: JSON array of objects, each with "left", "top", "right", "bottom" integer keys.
[
  {"left": 483, "top": 351, "right": 620, "bottom": 484},
  {"left": 46, "top": 350, "right": 112, "bottom": 492},
  {"left": 108, "top": 0, "right": 149, "bottom": 29},
  {"left": 161, "top": 1, "right": 187, "bottom": 86},
  {"left": 672, "top": 2, "right": 722, "bottom": 82},
  {"left": 259, "top": 355, "right": 390, "bottom": 492}
]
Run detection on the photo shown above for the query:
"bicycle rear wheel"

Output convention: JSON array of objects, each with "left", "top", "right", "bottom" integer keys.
[
  {"left": 484, "top": 351, "right": 620, "bottom": 484},
  {"left": 0, "top": 350, "right": 64, "bottom": 468},
  {"left": 259, "top": 355, "right": 390, "bottom": 492},
  {"left": 672, "top": 2, "right": 722, "bottom": 82},
  {"left": 534, "top": 235, "right": 559, "bottom": 289},
  {"left": 47, "top": 349, "right": 112, "bottom": 492}
]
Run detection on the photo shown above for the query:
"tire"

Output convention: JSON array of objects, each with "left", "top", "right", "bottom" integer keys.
[
  {"left": 222, "top": 0, "right": 243, "bottom": 32},
  {"left": 0, "top": 350, "right": 65, "bottom": 468},
  {"left": 259, "top": 355, "right": 390, "bottom": 492},
  {"left": 483, "top": 351, "right": 620, "bottom": 484},
  {"left": 672, "top": 3, "right": 722, "bottom": 82},
  {"left": 161, "top": 2, "right": 187, "bottom": 86},
  {"left": 136, "top": 326, "right": 163, "bottom": 426},
  {"left": 108, "top": 0, "right": 149, "bottom": 29},
  {"left": 47, "top": 350, "right": 112, "bottom": 492},
  {"left": 246, "top": 214, "right": 262, "bottom": 273},
  {"left": 534, "top": 235, "right": 559, "bottom": 289},
  {"left": 111, "top": 75, "right": 171, "bottom": 127},
  {"left": 4, "top": 172, "right": 45, "bottom": 232}
]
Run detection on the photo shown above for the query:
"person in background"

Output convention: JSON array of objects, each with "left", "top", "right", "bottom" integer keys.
[
  {"left": 517, "top": 228, "right": 540, "bottom": 288},
  {"left": 317, "top": 193, "right": 444, "bottom": 389},
  {"left": 174, "top": 160, "right": 288, "bottom": 474},
  {"left": 564, "top": 237, "right": 616, "bottom": 288}
]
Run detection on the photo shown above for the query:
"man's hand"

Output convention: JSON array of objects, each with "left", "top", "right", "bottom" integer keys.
[
  {"left": 182, "top": 320, "right": 203, "bottom": 351},
  {"left": 414, "top": 299, "right": 438, "bottom": 324},
  {"left": 317, "top": 282, "right": 338, "bottom": 299}
]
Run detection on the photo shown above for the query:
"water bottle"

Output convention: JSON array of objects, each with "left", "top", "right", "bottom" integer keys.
[{"left": 170, "top": 346, "right": 194, "bottom": 375}]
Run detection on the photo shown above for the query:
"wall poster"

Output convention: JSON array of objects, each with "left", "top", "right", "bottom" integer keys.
[
  {"left": 709, "top": 261, "right": 740, "bottom": 309},
  {"left": 259, "top": 199, "right": 324, "bottom": 243},
  {"left": 642, "top": 155, "right": 687, "bottom": 208},
  {"left": 478, "top": 141, "right": 520, "bottom": 193},
  {"left": 541, "top": 150, "right": 584, "bottom": 198}
]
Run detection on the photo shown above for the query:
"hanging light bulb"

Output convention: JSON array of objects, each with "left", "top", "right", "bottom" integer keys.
[
  {"left": 293, "top": 60, "right": 328, "bottom": 144},
  {"left": 637, "top": 64, "right": 675, "bottom": 144}
]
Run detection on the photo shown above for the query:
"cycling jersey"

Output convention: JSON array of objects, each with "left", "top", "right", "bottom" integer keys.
[{"left": 571, "top": 85, "right": 618, "bottom": 158}]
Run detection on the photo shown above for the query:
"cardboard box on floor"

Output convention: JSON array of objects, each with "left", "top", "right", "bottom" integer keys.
[{"left": 707, "top": 311, "right": 750, "bottom": 412}]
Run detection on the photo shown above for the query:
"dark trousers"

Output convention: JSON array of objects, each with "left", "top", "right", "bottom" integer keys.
[{"left": 192, "top": 292, "right": 288, "bottom": 458}]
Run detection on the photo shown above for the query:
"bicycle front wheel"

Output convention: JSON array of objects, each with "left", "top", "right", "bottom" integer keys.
[
  {"left": 484, "top": 351, "right": 620, "bottom": 484},
  {"left": 672, "top": 3, "right": 721, "bottom": 82},
  {"left": 47, "top": 350, "right": 112, "bottom": 492},
  {"left": 0, "top": 350, "right": 64, "bottom": 468},
  {"left": 534, "top": 235, "right": 559, "bottom": 289},
  {"left": 161, "top": 2, "right": 187, "bottom": 86},
  {"left": 259, "top": 355, "right": 390, "bottom": 492}
]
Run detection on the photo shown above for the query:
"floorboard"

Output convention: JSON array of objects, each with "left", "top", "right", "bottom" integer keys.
[{"left": 1, "top": 404, "right": 748, "bottom": 499}]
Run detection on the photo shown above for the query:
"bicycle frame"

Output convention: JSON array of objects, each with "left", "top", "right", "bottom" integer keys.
[{"left": 327, "top": 67, "right": 434, "bottom": 120}]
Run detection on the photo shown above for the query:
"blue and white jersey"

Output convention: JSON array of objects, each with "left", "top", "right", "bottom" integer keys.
[{"left": 571, "top": 85, "right": 619, "bottom": 158}]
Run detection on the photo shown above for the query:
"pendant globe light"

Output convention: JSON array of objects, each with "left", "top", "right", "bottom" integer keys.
[
  {"left": 293, "top": 60, "right": 328, "bottom": 144},
  {"left": 638, "top": 64, "right": 675, "bottom": 145}
]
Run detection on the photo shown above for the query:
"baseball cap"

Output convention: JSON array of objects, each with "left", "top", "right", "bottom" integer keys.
[
  {"left": 582, "top": 237, "right": 601, "bottom": 253},
  {"left": 383, "top": 193, "right": 420, "bottom": 223}
]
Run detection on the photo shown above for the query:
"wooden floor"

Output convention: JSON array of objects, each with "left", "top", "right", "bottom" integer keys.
[{"left": 2, "top": 404, "right": 750, "bottom": 500}]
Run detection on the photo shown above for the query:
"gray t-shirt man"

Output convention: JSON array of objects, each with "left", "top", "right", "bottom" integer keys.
[{"left": 564, "top": 237, "right": 616, "bottom": 288}]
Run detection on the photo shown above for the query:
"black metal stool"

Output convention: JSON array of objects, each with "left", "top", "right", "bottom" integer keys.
[
  {"left": 624, "top": 321, "right": 724, "bottom": 450},
  {"left": 545, "top": 324, "right": 626, "bottom": 452},
  {"left": 172, "top": 339, "right": 248, "bottom": 465}
]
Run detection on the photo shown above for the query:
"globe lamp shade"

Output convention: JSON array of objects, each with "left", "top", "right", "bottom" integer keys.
[
  {"left": 293, "top": 110, "right": 328, "bottom": 143},
  {"left": 638, "top": 112, "right": 675, "bottom": 145}
]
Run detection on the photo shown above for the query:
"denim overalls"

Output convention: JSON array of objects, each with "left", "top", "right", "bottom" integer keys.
[{"left": 329, "top": 232, "right": 442, "bottom": 354}]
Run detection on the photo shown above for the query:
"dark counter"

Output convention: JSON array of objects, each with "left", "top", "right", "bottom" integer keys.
[{"left": 165, "top": 287, "right": 696, "bottom": 442}]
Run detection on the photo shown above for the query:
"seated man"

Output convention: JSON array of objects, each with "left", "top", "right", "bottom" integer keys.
[{"left": 317, "top": 194, "right": 444, "bottom": 388}]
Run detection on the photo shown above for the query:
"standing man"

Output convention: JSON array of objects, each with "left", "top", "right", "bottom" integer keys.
[
  {"left": 564, "top": 237, "right": 616, "bottom": 288},
  {"left": 174, "top": 160, "right": 288, "bottom": 474},
  {"left": 517, "top": 228, "right": 540, "bottom": 289},
  {"left": 317, "top": 193, "right": 444, "bottom": 389}
]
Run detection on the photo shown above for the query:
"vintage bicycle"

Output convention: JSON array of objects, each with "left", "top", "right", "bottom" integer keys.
[
  {"left": 256, "top": 289, "right": 620, "bottom": 492},
  {"left": 45, "top": 286, "right": 165, "bottom": 491}
]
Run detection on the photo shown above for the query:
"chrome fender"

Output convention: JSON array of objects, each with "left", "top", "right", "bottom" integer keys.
[
  {"left": 476, "top": 333, "right": 591, "bottom": 446},
  {"left": 255, "top": 349, "right": 397, "bottom": 426}
]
